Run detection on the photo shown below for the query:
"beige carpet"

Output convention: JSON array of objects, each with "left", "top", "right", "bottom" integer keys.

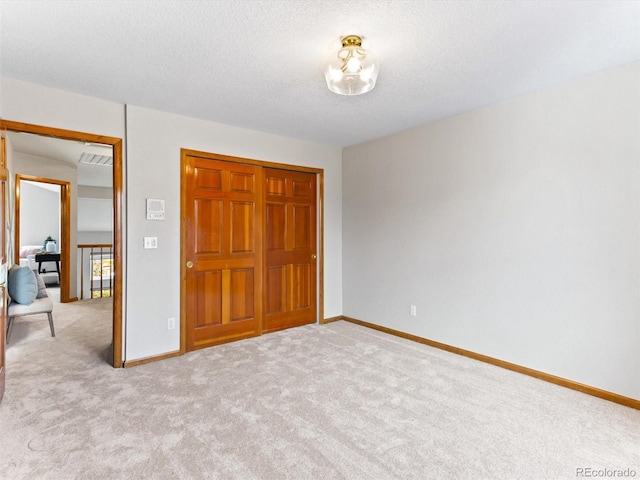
[{"left": 0, "top": 300, "right": 639, "bottom": 479}]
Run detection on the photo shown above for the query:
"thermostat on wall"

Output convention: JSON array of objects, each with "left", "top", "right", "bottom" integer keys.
[{"left": 146, "top": 198, "right": 165, "bottom": 220}]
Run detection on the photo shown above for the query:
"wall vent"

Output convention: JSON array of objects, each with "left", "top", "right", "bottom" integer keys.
[{"left": 78, "top": 152, "right": 113, "bottom": 166}]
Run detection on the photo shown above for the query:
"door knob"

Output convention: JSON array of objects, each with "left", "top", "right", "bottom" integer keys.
[
  {"left": 311, "top": 254, "right": 317, "bottom": 259},
  {"left": 186, "top": 261, "right": 194, "bottom": 269}
]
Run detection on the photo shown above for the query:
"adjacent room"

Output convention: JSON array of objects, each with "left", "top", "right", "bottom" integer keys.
[
  {"left": 4, "top": 132, "right": 114, "bottom": 352},
  {"left": 0, "top": 1, "right": 638, "bottom": 479}
]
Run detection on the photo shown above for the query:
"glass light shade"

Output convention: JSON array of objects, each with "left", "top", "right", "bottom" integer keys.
[{"left": 325, "top": 35, "right": 379, "bottom": 95}]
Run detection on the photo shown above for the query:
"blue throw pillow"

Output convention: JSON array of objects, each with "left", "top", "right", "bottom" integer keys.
[{"left": 8, "top": 265, "right": 37, "bottom": 305}]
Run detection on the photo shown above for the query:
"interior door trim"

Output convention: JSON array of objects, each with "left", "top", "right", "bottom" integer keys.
[
  {"left": 0, "top": 133, "right": 7, "bottom": 403},
  {"left": 180, "top": 148, "right": 324, "bottom": 355},
  {"left": 14, "top": 174, "right": 72, "bottom": 303},
  {"left": 0, "top": 120, "right": 124, "bottom": 368}
]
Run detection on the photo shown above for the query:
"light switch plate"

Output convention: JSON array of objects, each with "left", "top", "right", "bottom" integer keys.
[{"left": 143, "top": 237, "right": 158, "bottom": 249}]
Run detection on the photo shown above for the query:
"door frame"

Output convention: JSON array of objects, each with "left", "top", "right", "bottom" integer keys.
[
  {"left": 179, "top": 149, "right": 324, "bottom": 354},
  {"left": 14, "top": 174, "right": 71, "bottom": 302},
  {"left": 0, "top": 120, "right": 124, "bottom": 368},
  {"left": 0, "top": 133, "right": 7, "bottom": 402}
]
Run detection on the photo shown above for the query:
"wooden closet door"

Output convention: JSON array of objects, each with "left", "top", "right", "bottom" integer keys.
[
  {"left": 183, "top": 155, "right": 263, "bottom": 350},
  {"left": 264, "top": 168, "right": 317, "bottom": 332}
]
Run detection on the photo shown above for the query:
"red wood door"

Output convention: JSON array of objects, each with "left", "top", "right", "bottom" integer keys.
[
  {"left": 264, "top": 169, "right": 317, "bottom": 332},
  {"left": 182, "top": 154, "right": 263, "bottom": 350}
]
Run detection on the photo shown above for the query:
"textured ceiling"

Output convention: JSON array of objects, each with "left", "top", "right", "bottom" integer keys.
[{"left": 1, "top": 0, "right": 639, "bottom": 147}]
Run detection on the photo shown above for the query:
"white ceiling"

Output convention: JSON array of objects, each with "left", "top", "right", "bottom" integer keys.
[{"left": 1, "top": 0, "right": 639, "bottom": 147}]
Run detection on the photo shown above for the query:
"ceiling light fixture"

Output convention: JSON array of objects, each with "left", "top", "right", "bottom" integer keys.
[{"left": 325, "top": 35, "right": 379, "bottom": 96}]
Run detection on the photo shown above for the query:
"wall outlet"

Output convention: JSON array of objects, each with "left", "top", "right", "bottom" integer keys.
[
  {"left": 410, "top": 305, "right": 417, "bottom": 316},
  {"left": 168, "top": 317, "right": 176, "bottom": 330}
]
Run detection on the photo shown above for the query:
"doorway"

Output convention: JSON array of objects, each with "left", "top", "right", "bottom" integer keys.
[
  {"left": 0, "top": 120, "right": 123, "bottom": 368},
  {"left": 15, "top": 175, "right": 71, "bottom": 302},
  {"left": 180, "top": 149, "right": 323, "bottom": 353}
]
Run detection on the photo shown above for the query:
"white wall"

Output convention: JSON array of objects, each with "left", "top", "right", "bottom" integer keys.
[
  {"left": 77, "top": 185, "right": 113, "bottom": 246},
  {"left": 343, "top": 62, "right": 640, "bottom": 400},
  {"left": 125, "top": 106, "right": 342, "bottom": 360},
  {"left": 0, "top": 77, "right": 126, "bottom": 138},
  {"left": 78, "top": 185, "right": 113, "bottom": 199},
  {"left": 77, "top": 231, "right": 112, "bottom": 244},
  {"left": 78, "top": 198, "right": 113, "bottom": 232},
  {"left": 19, "top": 181, "right": 60, "bottom": 246}
]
